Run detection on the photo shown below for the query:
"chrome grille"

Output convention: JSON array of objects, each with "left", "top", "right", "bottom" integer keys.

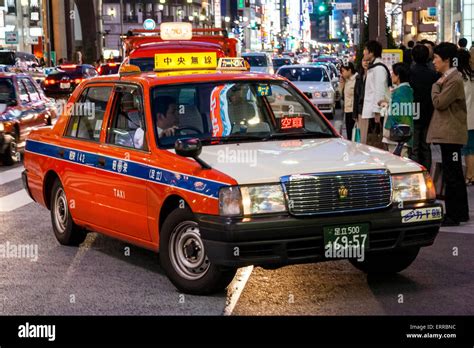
[{"left": 282, "top": 170, "right": 392, "bottom": 216}]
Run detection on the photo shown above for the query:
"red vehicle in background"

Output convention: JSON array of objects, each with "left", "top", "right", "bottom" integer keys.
[
  {"left": 122, "top": 24, "right": 240, "bottom": 72},
  {"left": 97, "top": 62, "right": 120, "bottom": 76}
]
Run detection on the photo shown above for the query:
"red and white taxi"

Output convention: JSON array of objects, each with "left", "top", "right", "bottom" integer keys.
[{"left": 23, "top": 56, "right": 442, "bottom": 294}]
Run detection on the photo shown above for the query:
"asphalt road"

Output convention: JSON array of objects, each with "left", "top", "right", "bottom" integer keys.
[{"left": 1, "top": 109, "right": 473, "bottom": 316}]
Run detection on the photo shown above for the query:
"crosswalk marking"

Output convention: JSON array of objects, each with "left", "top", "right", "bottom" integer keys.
[
  {"left": 0, "top": 190, "right": 33, "bottom": 212},
  {"left": 0, "top": 166, "right": 23, "bottom": 185}
]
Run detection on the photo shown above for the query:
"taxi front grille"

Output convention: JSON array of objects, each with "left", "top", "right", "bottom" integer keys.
[{"left": 282, "top": 170, "right": 392, "bottom": 216}]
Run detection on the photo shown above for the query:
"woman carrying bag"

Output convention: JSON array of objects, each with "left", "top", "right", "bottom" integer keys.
[{"left": 352, "top": 59, "right": 369, "bottom": 142}]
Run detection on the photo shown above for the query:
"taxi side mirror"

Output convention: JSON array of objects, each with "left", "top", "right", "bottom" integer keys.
[{"left": 175, "top": 138, "right": 211, "bottom": 170}]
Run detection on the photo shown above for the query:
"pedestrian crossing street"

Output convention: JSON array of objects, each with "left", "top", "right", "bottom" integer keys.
[{"left": 0, "top": 165, "right": 33, "bottom": 213}]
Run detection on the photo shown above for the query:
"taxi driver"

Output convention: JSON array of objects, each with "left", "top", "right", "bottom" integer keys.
[{"left": 156, "top": 96, "right": 179, "bottom": 138}]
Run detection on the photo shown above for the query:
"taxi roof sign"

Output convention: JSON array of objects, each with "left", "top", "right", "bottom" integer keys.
[
  {"left": 217, "top": 58, "right": 249, "bottom": 71},
  {"left": 154, "top": 52, "right": 217, "bottom": 71},
  {"left": 119, "top": 64, "right": 141, "bottom": 76},
  {"left": 160, "top": 22, "right": 193, "bottom": 41}
]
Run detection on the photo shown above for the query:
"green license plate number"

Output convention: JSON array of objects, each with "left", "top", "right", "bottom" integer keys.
[{"left": 323, "top": 223, "right": 369, "bottom": 250}]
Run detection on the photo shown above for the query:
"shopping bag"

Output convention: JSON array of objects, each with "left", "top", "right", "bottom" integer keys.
[{"left": 352, "top": 122, "right": 361, "bottom": 143}]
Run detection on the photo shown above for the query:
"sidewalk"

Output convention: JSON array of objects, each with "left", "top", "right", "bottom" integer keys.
[{"left": 335, "top": 116, "right": 473, "bottom": 233}]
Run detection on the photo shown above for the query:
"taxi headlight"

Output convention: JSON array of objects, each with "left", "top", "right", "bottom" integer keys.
[
  {"left": 219, "top": 185, "right": 287, "bottom": 216},
  {"left": 392, "top": 172, "right": 436, "bottom": 203},
  {"left": 241, "top": 185, "right": 287, "bottom": 215}
]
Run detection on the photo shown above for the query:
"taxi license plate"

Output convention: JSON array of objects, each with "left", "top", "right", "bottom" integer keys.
[
  {"left": 60, "top": 83, "right": 70, "bottom": 89},
  {"left": 323, "top": 223, "right": 369, "bottom": 250}
]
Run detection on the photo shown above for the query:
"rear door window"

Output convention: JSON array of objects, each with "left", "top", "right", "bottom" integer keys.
[{"left": 65, "top": 86, "right": 112, "bottom": 141}]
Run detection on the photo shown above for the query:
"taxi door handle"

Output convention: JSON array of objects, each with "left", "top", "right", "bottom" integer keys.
[{"left": 97, "top": 157, "right": 106, "bottom": 167}]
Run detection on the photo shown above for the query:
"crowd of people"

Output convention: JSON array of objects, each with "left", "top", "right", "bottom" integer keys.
[{"left": 339, "top": 39, "right": 474, "bottom": 227}]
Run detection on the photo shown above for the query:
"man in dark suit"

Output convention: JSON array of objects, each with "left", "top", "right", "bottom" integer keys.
[{"left": 409, "top": 44, "right": 439, "bottom": 172}]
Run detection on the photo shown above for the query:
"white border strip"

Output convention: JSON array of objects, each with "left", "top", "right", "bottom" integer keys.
[{"left": 223, "top": 266, "right": 253, "bottom": 316}]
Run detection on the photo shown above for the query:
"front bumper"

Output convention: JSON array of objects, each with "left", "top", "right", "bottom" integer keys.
[
  {"left": 310, "top": 98, "right": 335, "bottom": 113},
  {"left": 197, "top": 203, "right": 442, "bottom": 268}
]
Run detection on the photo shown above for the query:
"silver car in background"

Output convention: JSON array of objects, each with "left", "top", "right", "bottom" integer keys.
[
  {"left": 242, "top": 52, "right": 274, "bottom": 74},
  {"left": 277, "top": 65, "right": 336, "bottom": 118}
]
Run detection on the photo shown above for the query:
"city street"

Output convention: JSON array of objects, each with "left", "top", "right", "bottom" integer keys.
[
  {"left": 1, "top": 125, "right": 473, "bottom": 315},
  {"left": 1, "top": 1, "right": 474, "bottom": 345}
]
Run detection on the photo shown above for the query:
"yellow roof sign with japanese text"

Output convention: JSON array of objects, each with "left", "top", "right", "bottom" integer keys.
[{"left": 154, "top": 52, "right": 218, "bottom": 71}]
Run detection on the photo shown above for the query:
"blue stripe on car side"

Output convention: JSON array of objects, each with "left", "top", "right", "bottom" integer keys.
[{"left": 25, "top": 140, "right": 226, "bottom": 199}]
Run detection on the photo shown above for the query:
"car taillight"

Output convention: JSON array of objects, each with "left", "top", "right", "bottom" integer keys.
[
  {"left": 98, "top": 67, "right": 102, "bottom": 74},
  {"left": 74, "top": 78, "right": 84, "bottom": 84},
  {"left": 45, "top": 79, "right": 56, "bottom": 85}
]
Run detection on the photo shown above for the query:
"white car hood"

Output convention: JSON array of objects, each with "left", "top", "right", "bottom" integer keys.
[
  {"left": 197, "top": 138, "right": 422, "bottom": 185},
  {"left": 291, "top": 81, "right": 333, "bottom": 93}
]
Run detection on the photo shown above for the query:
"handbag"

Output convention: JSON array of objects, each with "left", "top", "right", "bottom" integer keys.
[
  {"left": 352, "top": 121, "right": 361, "bottom": 143},
  {"left": 367, "top": 119, "right": 384, "bottom": 149}
]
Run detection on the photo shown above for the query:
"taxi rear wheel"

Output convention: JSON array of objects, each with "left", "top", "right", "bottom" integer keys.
[
  {"left": 160, "top": 207, "right": 236, "bottom": 295},
  {"left": 349, "top": 247, "right": 420, "bottom": 274},
  {"left": 50, "top": 180, "right": 87, "bottom": 246}
]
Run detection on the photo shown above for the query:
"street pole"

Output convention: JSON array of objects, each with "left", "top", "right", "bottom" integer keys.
[
  {"left": 120, "top": 0, "right": 123, "bottom": 59},
  {"left": 46, "top": 0, "right": 52, "bottom": 66}
]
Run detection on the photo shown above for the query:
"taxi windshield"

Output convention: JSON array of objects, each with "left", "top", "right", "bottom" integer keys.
[
  {"left": 151, "top": 81, "right": 335, "bottom": 148},
  {"left": 130, "top": 58, "right": 155, "bottom": 72}
]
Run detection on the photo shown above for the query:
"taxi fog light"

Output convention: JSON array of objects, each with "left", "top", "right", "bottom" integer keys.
[
  {"left": 241, "top": 185, "right": 287, "bottom": 215},
  {"left": 392, "top": 172, "right": 434, "bottom": 203},
  {"left": 219, "top": 187, "right": 242, "bottom": 216}
]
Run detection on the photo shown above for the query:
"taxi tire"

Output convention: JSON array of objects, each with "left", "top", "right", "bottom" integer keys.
[
  {"left": 349, "top": 247, "right": 420, "bottom": 274},
  {"left": 1, "top": 134, "right": 19, "bottom": 166},
  {"left": 159, "top": 208, "right": 237, "bottom": 295},
  {"left": 50, "top": 180, "right": 87, "bottom": 246}
]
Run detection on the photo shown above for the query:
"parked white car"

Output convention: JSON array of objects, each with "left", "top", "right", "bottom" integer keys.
[{"left": 277, "top": 65, "right": 336, "bottom": 118}]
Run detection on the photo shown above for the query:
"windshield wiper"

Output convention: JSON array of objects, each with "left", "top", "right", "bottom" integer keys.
[
  {"left": 262, "top": 132, "right": 335, "bottom": 141},
  {"left": 200, "top": 134, "right": 267, "bottom": 144}
]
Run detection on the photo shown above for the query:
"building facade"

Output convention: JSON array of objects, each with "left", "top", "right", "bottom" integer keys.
[
  {"left": 402, "top": 0, "right": 437, "bottom": 44},
  {"left": 438, "top": 0, "right": 474, "bottom": 45}
]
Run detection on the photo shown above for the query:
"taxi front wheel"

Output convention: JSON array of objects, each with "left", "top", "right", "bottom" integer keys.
[
  {"left": 159, "top": 207, "right": 237, "bottom": 295},
  {"left": 50, "top": 180, "right": 87, "bottom": 246},
  {"left": 349, "top": 247, "right": 420, "bottom": 274}
]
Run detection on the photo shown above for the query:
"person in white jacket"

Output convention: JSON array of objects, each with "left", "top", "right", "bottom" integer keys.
[
  {"left": 459, "top": 49, "right": 474, "bottom": 184},
  {"left": 360, "top": 40, "right": 391, "bottom": 144}
]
